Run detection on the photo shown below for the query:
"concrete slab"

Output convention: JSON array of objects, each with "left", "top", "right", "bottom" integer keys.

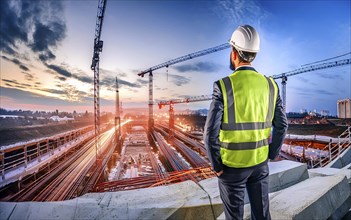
[
  {"left": 327, "top": 146, "right": 351, "bottom": 169},
  {"left": 342, "top": 163, "right": 351, "bottom": 170},
  {"left": 236, "top": 175, "right": 350, "bottom": 220},
  {"left": 0, "top": 180, "right": 213, "bottom": 220},
  {"left": 268, "top": 160, "right": 309, "bottom": 192},
  {"left": 0, "top": 202, "right": 16, "bottom": 220},
  {"left": 308, "top": 167, "right": 351, "bottom": 181},
  {"left": 5, "top": 201, "right": 77, "bottom": 220},
  {"left": 201, "top": 160, "right": 309, "bottom": 218}
]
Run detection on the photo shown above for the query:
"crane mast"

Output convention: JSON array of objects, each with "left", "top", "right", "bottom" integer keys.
[
  {"left": 91, "top": 0, "right": 107, "bottom": 162},
  {"left": 115, "top": 77, "right": 121, "bottom": 142}
]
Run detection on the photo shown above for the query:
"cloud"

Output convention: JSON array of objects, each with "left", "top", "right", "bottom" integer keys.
[
  {"left": 137, "top": 79, "right": 148, "bottom": 85},
  {"left": 99, "top": 68, "right": 146, "bottom": 89},
  {"left": 38, "top": 51, "right": 56, "bottom": 62},
  {"left": 214, "top": 0, "right": 268, "bottom": 27},
  {"left": 23, "top": 72, "right": 34, "bottom": 81},
  {"left": 315, "top": 72, "right": 343, "bottom": 80},
  {"left": 100, "top": 75, "right": 142, "bottom": 89},
  {"left": 1, "top": 55, "right": 30, "bottom": 71},
  {"left": 46, "top": 64, "right": 72, "bottom": 78},
  {"left": 46, "top": 64, "right": 93, "bottom": 84},
  {"left": 0, "top": 0, "right": 66, "bottom": 61},
  {"left": 0, "top": 86, "right": 91, "bottom": 107},
  {"left": 169, "top": 74, "right": 191, "bottom": 86},
  {"left": 292, "top": 86, "right": 335, "bottom": 96},
  {"left": 56, "top": 76, "right": 67, "bottom": 81},
  {"left": 38, "top": 88, "right": 67, "bottom": 95},
  {"left": 173, "top": 61, "right": 220, "bottom": 73},
  {"left": 2, "top": 79, "right": 32, "bottom": 89}
]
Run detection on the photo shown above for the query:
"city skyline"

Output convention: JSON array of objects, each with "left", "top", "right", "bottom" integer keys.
[{"left": 0, "top": 0, "right": 350, "bottom": 115}]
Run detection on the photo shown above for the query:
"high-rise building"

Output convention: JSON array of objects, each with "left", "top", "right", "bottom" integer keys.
[{"left": 337, "top": 98, "right": 351, "bottom": 118}]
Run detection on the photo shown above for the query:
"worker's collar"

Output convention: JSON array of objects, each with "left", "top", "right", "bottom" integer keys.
[{"left": 234, "top": 65, "right": 257, "bottom": 72}]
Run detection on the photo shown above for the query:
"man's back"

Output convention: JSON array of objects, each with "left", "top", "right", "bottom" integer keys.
[
  {"left": 204, "top": 25, "right": 288, "bottom": 220},
  {"left": 218, "top": 66, "right": 278, "bottom": 168}
]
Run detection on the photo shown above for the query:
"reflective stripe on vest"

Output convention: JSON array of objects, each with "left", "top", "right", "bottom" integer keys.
[{"left": 219, "top": 67, "right": 278, "bottom": 168}]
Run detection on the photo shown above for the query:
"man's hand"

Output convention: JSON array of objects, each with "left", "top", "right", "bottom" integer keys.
[{"left": 216, "top": 170, "right": 224, "bottom": 177}]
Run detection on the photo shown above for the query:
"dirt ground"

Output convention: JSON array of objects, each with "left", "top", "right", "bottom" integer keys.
[{"left": 0, "top": 122, "right": 92, "bottom": 147}]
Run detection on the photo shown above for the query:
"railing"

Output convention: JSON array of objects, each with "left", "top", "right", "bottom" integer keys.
[
  {"left": 0, "top": 126, "right": 94, "bottom": 180},
  {"left": 310, "top": 126, "right": 351, "bottom": 168}
]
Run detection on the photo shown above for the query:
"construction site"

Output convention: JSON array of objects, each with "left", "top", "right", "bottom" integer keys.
[{"left": 0, "top": 0, "right": 351, "bottom": 219}]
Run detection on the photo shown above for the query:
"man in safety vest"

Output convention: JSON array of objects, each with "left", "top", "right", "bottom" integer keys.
[{"left": 204, "top": 25, "right": 288, "bottom": 220}]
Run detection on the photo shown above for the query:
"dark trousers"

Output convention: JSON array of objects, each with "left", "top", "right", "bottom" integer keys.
[{"left": 218, "top": 162, "right": 271, "bottom": 220}]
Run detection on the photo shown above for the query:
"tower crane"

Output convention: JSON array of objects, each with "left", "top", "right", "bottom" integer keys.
[
  {"left": 158, "top": 95, "right": 212, "bottom": 140},
  {"left": 90, "top": 0, "right": 107, "bottom": 162},
  {"left": 158, "top": 57, "right": 350, "bottom": 139},
  {"left": 273, "top": 58, "right": 351, "bottom": 109},
  {"left": 115, "top": 77, "right": 121, "bottom": 143},
  {"left": 137, "top": 43, "right": 231, "bottom": 131}
]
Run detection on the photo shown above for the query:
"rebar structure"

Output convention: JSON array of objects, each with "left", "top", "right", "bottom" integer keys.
[{"left": 91, "top": 0, "right": 107, "bottom": 162}]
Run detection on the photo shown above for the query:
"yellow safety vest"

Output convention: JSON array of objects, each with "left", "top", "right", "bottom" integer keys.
[{"left": 219, "top": 67, "right": 278, "bottom": 168}]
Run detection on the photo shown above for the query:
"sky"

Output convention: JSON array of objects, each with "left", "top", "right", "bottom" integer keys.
[{"left": 0, "top": 0, "right": 350, "bottom": 115}]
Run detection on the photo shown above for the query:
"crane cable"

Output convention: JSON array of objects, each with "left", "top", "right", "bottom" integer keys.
[{"left": 301, "top": 52, "right": 351, "bottom": 67}]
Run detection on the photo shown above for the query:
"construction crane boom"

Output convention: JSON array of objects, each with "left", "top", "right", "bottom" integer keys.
[
  {"left": 138, "top": 43, "right": 230, "bottom": 131},
  {"left": 91, "top": 0, "right": 107, "bottom": 70},
  {"left": 158, "top": 95, "right": 212, "bottom": 109},
  {"left": 273, "top": 58, "right": 350, "bottom": 79},
  {"left": 91, "top": 0, "right": 107, "bottom": 162},
  {"left": 138, "top": 43, "right": 230, "bottom": 77},
  {"left": 272, "top": 58, "right": 351, "bottom": 108}
]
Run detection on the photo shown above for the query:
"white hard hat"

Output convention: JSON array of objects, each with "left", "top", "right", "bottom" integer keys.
[{"left": 229, "top": 25, "right": 260, "bottom": 53}]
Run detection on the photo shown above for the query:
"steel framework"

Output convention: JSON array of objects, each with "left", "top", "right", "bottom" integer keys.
[
  {"left": 273, "top": 58, "right": 351, "bottom": 109},
  {"left": 138, "top": 43, "right": 230, "bottom": 131},
  {"left": 158, "top": 95, "right": 212, "bottom": 140},
  {"left": 91, "top": 0, "right": 107, "bottom": 161},
  {"left": 115, "top": 77, "right": 121, "bottom": 141}
]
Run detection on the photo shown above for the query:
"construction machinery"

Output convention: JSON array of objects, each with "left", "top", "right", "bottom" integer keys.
[
  {"left": 158, "top": 95, "right": 212, "bottom": 140},
  {"left": 137, "top": 43, "right": 231, "bottom": 131},
  {"left": 90, "top": 0, "right": 107, "bottom": 162}
]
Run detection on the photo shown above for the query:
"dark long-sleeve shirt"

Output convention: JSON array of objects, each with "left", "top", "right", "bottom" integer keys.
[{"left": 203, "top": 74, "right": 288, "bottom": 172}]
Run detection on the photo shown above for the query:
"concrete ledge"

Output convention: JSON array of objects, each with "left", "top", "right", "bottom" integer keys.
[
  {"left": 326, "top": 147, "right": 351, "bottom": 169},
  {"left": 0, "top": 160, "right": 311, "bottom": 220},
  {"left": 268, "top": 160, "right": 309, "bottom": 192},
  {"left": 239, "top": 175, "right": 350, "bottom": 220},
  {"left": 308, "top": 167, "right": 351, "bottom": 182},
  {"left": 200, "top": 160, "right": 309, "bottom": 215},
  {"left": 1, "top": 180, "right": 211, "bottom": 220}
]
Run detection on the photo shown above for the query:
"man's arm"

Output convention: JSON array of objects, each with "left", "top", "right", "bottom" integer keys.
[
  {"left": 204, "top": 81, "right": 224, "bottom": 172},
  {"left": 269, "top": 86, "right": 288, "bottom": 160}
]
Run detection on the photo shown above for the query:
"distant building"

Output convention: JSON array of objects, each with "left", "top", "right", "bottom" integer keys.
[
  {"left": 300, "top": 108, "right": 307, "bottom": 114},
  {"left": 337, "top": 98, "right": 351, "bottom": 118},
  {"left": 50, "top": 116, "right": 74, "bottom": 122},
  {"left": 320, "top": 110, "right": 330, "bottom": 116}
]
